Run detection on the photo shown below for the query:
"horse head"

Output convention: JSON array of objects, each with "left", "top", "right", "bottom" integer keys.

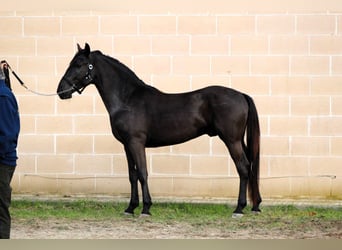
[{"left": 57, "top": 43, "right": 95, "bottom": 99}]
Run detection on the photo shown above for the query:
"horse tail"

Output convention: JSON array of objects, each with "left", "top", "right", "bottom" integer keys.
[{"left": 243, "top": 94, "right": 261, "bottom": 208}]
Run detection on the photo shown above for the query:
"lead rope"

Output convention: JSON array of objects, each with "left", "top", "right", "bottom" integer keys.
[{"left": 4, "top": 61, "right": 73, "bottom": 96}]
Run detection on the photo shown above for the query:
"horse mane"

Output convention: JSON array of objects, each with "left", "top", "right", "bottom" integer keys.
[{"left": 91, "top": 51, "right": 153, "bottom": 90}]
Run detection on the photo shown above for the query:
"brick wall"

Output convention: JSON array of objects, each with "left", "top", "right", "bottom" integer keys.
[{"left": 2, "top": 0, "right": 341, "bottom": 200}]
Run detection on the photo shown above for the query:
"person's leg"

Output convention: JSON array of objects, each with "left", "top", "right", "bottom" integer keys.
[{"left": 0, "top": 164, "right": 16, "bottom": 239}]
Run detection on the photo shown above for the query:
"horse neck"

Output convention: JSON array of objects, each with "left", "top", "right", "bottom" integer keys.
[{"left": 91, "top": 53, "right": 144, "bottom": 114}]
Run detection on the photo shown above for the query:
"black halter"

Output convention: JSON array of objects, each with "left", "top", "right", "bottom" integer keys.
[{"left": 65, "top": 63, "right": 94, "bottom": 95}]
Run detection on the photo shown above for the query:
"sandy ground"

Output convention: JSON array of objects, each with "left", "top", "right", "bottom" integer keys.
[
  {"left": 10, "top": 196, "right": 342, "bottom": 239},
  {"left": 11, "top": 217, "right": 342, "bottom": 239}
]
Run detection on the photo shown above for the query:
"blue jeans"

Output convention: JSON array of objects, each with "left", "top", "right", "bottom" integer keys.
[{"left": 0, "top": 163, "right": 16, "bottom": 239}]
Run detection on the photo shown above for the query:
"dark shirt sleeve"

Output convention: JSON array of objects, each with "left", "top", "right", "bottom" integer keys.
[{"left": 0, "top": 95, "right": 19, "bottom": 156}]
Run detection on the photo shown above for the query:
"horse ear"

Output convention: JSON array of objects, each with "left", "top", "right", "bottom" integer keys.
[
  {"left": 84, "top": 43, "right": 91, "bottom": 57},
  {"left": 77, "top": 43, "right": 82, "bottom": 52}
]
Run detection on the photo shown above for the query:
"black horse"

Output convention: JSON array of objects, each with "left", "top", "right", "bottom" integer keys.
[{"left": 57, "top": 43, "right": 262, "bottom": 217}]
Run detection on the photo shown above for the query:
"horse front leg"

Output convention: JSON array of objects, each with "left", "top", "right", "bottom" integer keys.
[
  {"left": 124, "top": 146, "right": 139, "bottom": 215},
  {"left": 127, "top": 141, "right": 152, "bottom": 216}
]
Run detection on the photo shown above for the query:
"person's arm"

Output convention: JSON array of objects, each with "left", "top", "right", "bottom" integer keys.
[{"left": 0, "top": 95, "right": 18, "bottom": 157}]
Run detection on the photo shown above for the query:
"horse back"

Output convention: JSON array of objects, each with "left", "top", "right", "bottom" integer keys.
[{"left": 141, "top": 85, "right": 249, "bottom": 147}]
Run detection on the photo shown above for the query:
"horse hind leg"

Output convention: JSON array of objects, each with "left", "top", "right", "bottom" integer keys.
[{"left": 225, "top": 140, "right": 250, "bottom": 217}]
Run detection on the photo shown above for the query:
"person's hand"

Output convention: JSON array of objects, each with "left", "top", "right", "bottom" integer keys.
[{"left": 1, "top": 60, "right": 8, "bottom": 70}]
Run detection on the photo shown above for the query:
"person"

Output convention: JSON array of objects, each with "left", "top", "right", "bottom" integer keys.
[{"left": 0, "top": 60, "right": 20, "bottom": 239}]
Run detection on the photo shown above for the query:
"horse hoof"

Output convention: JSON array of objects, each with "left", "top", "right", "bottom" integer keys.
[
  {"left": 124, "top": 211, "right": 134, "bottom": 216},
  {"left": 252, "top": 210, "right": 261, "bottom": 215},
  {"left": 232, "top": 213, "right": 244, "bottom": 219},
  {"left": 139, "top": 213, "right": 151, "bottom": 218}
]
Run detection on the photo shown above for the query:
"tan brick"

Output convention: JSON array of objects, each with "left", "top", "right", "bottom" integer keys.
[
  {"left": 95, "top": 177, "right": 129, "bottom": 195},
  {"left": 217, "top": 16, "right": 255, "bottom": 35},
  {"left": 19, "top": 174, "right": 58, "bottom": 194},
  {"left": 10, "top": 69, "right": 33, "bottom": 94},
  {"left": 297, "top": 15, "right": 335, "bottom": 34},
  {"left": 5, "top": 2, "right": 342, "bottom": 200},
  {"left": 36, "top": 37, "right": 74, "bottom": 56},
  {"left": 211, "top": 56, "right": 249, "bottom": 75},
  {"left": 24, "top": 17, "right": 60, "bottom": 36},
  {"left": 37, "top": 155, "right": 74, "bottom": 173},
  {"left": 310, "top": 36, "right": 342, "bottom": 55},
  {"left": 56, "top": 95, "right": 94, "bottom": 114},
  {"left": 18, "top": 56, "right": 56, "bottom": 75},
  {"left": 332, "top": 178, "right": 342, "bottom": 198},
  {"left": 291, "top": 96, "right": 330, "bottom": 116},
  {"left": 94, "top": 96, "right": 108, "bottom": 114},
  {"left": 251, "top": 56, "right": 289, "bottom": 75},
  {"left": 56, "top": 135, "right": 93, "bottom": 154},
  {"left": 146, "top": 146, "right": 171, "bottom": 155},
  {"left": 112, "top": 155, "right": 128, "bottom": 176},
  {"left": 271, "top": 76, "right": 310, "bottom": 95},
  {"left": 290, "top": 178, "right": 332, "bottom": 198},
  {"left": 152, "top": 75, "right": 191, "bottom": 93},
  {"left": 139, "top": 16, "right": 176, "bottom": 35},
  {"left": 151, "top": 155, "right": 190, "bottom": 175},
  {"left": 19, "top": 115, "right": 35, "bottom": 134},
  {"left": 36, "top": 75, "right": 63, "bottom": 94},
  {"left": 190, "top": 75, "right": 230, "bottom": 90},
  {"left": 74, "top": 115, "right": 111, "bottom": 134},
  {"left": 36, "top": 116, "right": 73, "bottom": 134},
  {"left": 260, "top": 178, "right": 291, "bottom": 198},
  {"left": 261, "top": 136, "right": 290, "bottom": 156},
  {"left": 231, "top": 76, "right": 269, "bottom": 95},
  {"left": 16, "top": 155, "right": 36, "bottom": 174},
  {"left": 253, "top": 96, "right": 289, "bottom": 115},
  {"left": 57, "top": 174, "right": 95, "bottom": 194},
  {"left": 0, "top": 17, "right": 22, "bottom": 36},
  {"left": 152, "top": 36, "right": 189, "bottom": 55},
  {"left": 0, "top": 37, "right": 35, "bottom": 56},
  {"left": 213, "top": 178, "right": 241, "bottom": 198},
  {"left": 113, "top": 36, "right": 151, "bottom": 55},
  {"left": 270, "top": 117, "right": 308, "bottom": 136},
  {"left": 62, "top": 16, "right": 99, "bottom": 35},
  {"left": 134, "top": 56, "right": 171, "bottom": 75},
  {"left": 270, "top": 35, "right": 309, "bottom": 55},
  {"left": 211, "top": 137, "right": 228, "bottom": 155},
  {"left": 310, "top": 157, "right": 341, "bottom": 176},
  {"left": 172, "top": 56, "right": 210, "bottom": 74},
  {"left": 191, "top": 36, "right": 229, "bottom": 55},
  {"left": 310, "top": 117, "right": 342, "bottom": 136},
  {"left": 332, "top": 96, "right": 342, "bottom": 115},
  {"left": 172, "top": 177, "right": 213, "bottom": 197},
  {"left": 332, "top": 56, "right": 342, "bottom": 74},
  {"left": 331, "top": 137, "right": 342, "bottom": 155},
  {"left": 269, "top": 157, "right": 309, "bottom": 177},
  {"left": 100, "top": 16, "right": 138, "bottom": 35},
  {"left": 149, "top": 177, "right": 174, "bottom": 196},
  {"left": 172, "top": 136, "right": 210, "bottom": 155},
  {"left": 231, "top": 35, "right": 268, "bottom": 55},
  {"left": 18, "top": 135, "right": 55, "bottom": 153},
  {"left": 178, "top": 16, "right": 216, "bottom": 35},
  {"left": 311, "top": 77, "right": 342, "bottom": 95},
  {"left": 291, "top": 136, "right": 330, "bottom": 156},
  {"left": 74, "top": 155, "right": 112, "bottom": 174},
  {"left": 291, "top": 56, "right": 329, "bottom": 75},
  {"left": 257, "top": 16, "right": 295, "bottom": 34},
  {"left": 191, "top": 156, "right": 229, "bottom": 176},
  {"left": 18, "top": 96, "right": 55, "bottom": 114},
  {"left": 94, "top": 135, "right": 124, "bottom": 154},
  {"left": 74, "top": 36, "right": 113, "bottom": 55},
  {"left": 258, "top": 116, "right": 269, "bottom": 136}
]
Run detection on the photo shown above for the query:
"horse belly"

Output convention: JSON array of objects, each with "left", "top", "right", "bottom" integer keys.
[{"left": 146, "top": 115, "right": 208, "bottom": 147}]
